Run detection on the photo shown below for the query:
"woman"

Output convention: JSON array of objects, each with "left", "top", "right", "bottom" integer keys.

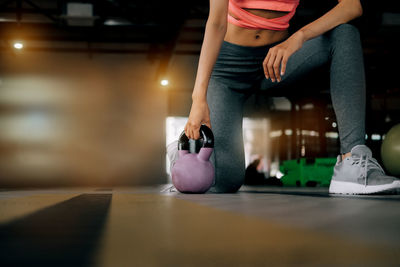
[{"left": 182, "top": 0, "right": 400, "bottom": 194}]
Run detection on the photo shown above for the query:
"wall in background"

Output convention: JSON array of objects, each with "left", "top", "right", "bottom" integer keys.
[{"left": 0, "top": 51, "right": 168, "bottom": 187}]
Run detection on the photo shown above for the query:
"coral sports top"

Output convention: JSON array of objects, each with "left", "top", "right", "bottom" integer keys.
[{"left": 228, "top": 0, "right": 300, "bottom": 31}]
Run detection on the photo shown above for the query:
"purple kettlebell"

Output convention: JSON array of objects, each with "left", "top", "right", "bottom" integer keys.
[{"left": 171, "top": 125, "right": 215, "bottom": 193}]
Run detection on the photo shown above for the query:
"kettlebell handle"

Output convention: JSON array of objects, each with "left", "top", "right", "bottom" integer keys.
[{"left": 178, "top": 125, "right": 214, "bottom": 150}]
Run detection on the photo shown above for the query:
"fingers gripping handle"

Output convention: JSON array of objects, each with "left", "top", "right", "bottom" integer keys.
[{"left": 178, "top": 125, "right": 214, "bottom": 150}]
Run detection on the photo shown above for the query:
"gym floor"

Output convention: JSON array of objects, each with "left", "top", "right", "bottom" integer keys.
[{"left": 1, "top": 186, "right": 399, "bottom": 266}]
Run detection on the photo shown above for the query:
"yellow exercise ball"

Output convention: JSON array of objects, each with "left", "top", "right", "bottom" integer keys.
[{"left": 381, "top": 124, "right": 400, "bottom": 175}]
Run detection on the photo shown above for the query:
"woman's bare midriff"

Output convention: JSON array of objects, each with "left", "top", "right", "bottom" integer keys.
[{"left": 224, "top": 9, "right": 290, "bottom": 47}]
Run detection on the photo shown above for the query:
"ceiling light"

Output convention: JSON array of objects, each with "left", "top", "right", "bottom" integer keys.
[
  {"left": 13, "top": 42, "right": 23, "bottom": 50},
  {"left": 160, "top": 79, "right": 169, "bottom": 86}
]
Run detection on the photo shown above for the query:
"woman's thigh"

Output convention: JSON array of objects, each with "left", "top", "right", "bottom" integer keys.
[
  {"left": 260, "top": 34, "right": 331, "bottom": 91},
  {"left": 207, "top": 77, "right": 249, "bottom": 193}
]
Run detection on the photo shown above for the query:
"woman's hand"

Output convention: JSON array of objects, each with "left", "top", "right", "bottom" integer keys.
[
  {"left": 184, "top": 98, "right": 212, "bottom": 140},
  {"left": 263, "top": 31, "right": 305, "bottom": 82}
]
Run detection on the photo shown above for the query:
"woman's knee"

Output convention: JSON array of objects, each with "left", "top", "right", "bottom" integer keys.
[
  {"left": 213, "top": 178, "right": 243, "bottom": 193},
  {"left": 212, "top": 150, "right": 245, "bottom": 193},
  {"left": 330, "top": 23, "right": 361, "bottom": 43}
]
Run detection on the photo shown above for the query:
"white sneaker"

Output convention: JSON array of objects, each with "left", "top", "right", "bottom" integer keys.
[
  {"left": 167, "top": 140, "right": 179, "bottom": 173},
  {"left": 329, "top": 145, "right": 400, "bottom": 194},
  {"left": 160, "top": 184, "right": 177, "bottom": 193}
]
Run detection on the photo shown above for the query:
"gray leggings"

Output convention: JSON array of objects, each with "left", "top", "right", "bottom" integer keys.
[{"left": 207, "top": 24, "right": 366, "bottom": 193}]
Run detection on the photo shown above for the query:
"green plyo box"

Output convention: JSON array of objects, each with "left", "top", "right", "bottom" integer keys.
[{"left": 279, "top": 158, "right": 337, "bottom": 187}]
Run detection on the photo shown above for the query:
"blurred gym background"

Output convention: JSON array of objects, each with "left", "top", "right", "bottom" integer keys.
[{"left": 0, "top": 0, "right": 399, "bottom": 187}]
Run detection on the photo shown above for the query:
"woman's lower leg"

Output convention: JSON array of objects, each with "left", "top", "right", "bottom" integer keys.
[{"left": 327, "top": 24, "right": 366, "bottom": 154}]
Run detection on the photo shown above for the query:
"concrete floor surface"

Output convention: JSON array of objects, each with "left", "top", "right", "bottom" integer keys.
[{"left": 0, "top": 186, "right": 399, "bottom": 266}]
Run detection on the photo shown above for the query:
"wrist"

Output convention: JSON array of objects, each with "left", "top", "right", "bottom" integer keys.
[
  {"left": 192, "top": 95, "right": 207, "bottom": 103},
  {"left": 295, "top": 29, "right": 307, "bottom": 43},
  {"left": 192, "top": 91, "right": 207, "bottom": 102}
]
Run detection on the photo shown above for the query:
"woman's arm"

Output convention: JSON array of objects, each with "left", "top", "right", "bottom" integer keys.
[
  {"left": 185, "top": 0, "right": 229, "bottom": 140},
  {"left": 264, "top": 0, "right": 363, "bottom": 82},
  {"left": 192, "top": 0, "right": 229, "bottom": 99}
]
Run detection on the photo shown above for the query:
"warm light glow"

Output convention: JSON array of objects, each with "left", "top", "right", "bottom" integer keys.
[
  {"left": 284, "top": 129, "right": 293, "bottom": 136},
  {"left": 371, "top": 134, "right": 381, "bottom": 141},
  {"left": 13, "top": 42, "right": 23, "bottom": 50},
  {"left": 325, "top": 132, "right": 339, "bottom": 139},
  {"left": 160, "top": 79, "right": 169, "bottom": 86}
]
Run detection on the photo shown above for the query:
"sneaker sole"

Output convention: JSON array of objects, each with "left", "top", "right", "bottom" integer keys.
[{"left": 329, "top": 180, "right": 400, "bottom": 195}]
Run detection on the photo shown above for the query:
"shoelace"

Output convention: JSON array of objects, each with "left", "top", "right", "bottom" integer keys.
[
  {"left": 161, "top": 185, "right": 177, "bottom": 193},
  {"left": 352, "top": 153, "right": 385, "bottom": 186}
]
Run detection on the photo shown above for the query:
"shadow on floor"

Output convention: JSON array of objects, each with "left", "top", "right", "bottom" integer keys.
[{"left": 0, "top": 193, "right": 112, "bottom": 266}]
